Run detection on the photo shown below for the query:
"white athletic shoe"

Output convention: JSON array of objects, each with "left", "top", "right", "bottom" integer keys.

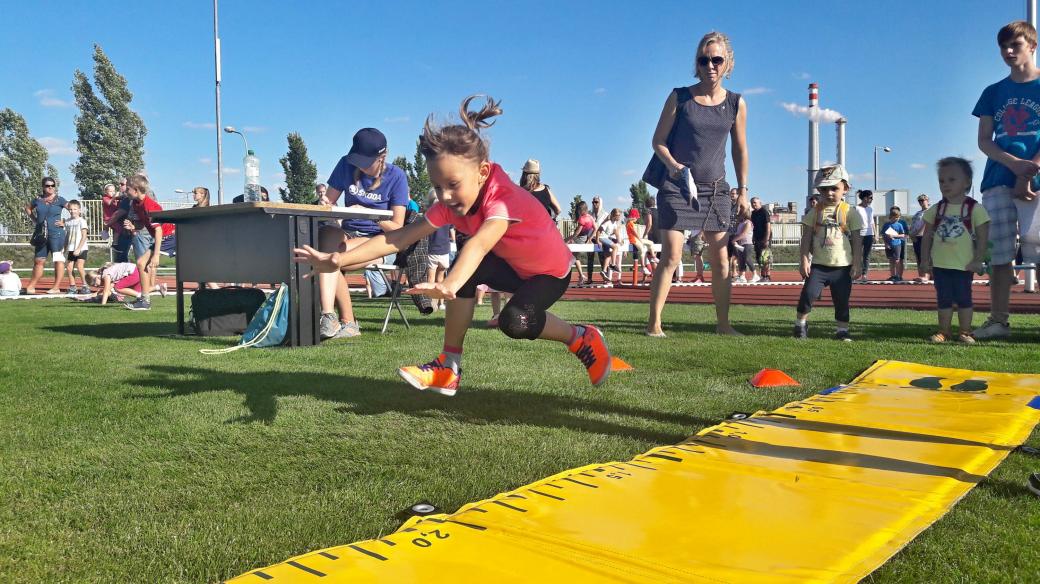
[{"left": 751, "top": 274, "right": 761, "bottom": 283}]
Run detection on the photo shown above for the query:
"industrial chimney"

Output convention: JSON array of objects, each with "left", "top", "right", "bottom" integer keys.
[
  {"left": 807, "top": 83, "right": 819, "bottom": 203},
  {"left": 836, "top": 117, "right": 847, "bottom": 169}
]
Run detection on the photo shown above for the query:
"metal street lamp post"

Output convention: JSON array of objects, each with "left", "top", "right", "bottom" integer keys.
[
  {"left": 223, "top": 126, "right": 249, "bottom": 154},
  {"left": 873, "top": 145, "right": 892, "bottom": 192}
]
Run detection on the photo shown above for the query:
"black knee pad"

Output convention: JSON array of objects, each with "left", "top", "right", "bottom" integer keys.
[{"left": 498, "top": 303, "right": 545, "bottom": 340}]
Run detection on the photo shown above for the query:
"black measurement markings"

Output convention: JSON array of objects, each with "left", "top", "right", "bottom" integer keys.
[
  {"left": 529, "top": 489, "right": 566, "bottom": 501},
  {"left": 288, "top": 560, "right": 327, "bottom": 576},
  {"left": 492, "top": 500, "right": 528, "bottom": 512},
  {"left": 622, "top": 461, "right": 656, "bottom": 471},
  {"left": 250, "top": 571, "right": 273, "bottom": 580},
  {"left": 562, "top": 476, "right": 598, "bottom": 488},
  {"left": 645, "top": 452, "right": 683, "bottom": 462},
  {"left": 349, "top": 544, "right": 388, "bottom": 561},
  {"left": 377, "top": 539, "right": 396, "bottom": 546},
  {"left": 318, "top": 551, "right": 338, "bottom": 560}
]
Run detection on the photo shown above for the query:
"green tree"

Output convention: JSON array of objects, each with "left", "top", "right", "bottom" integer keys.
[
  {"left": 629, "top": 180, "right": 651, "bottom": 216},
  {"left": 0, "top": 109, "right": 57, "bottom": 233},
  {"left": 70, "top": 44, "right": 146, "bottom": 200},
  {"left": 278, "top": 132, "right": 318, "bottom": 203},
  {"left": 407, "top": 141, "right": 433, "bottom": 208},
  {"left": 569, "top": 194, "right": 584, "bottom": 220}
]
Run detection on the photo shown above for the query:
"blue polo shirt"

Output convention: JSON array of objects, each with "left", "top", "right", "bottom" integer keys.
[{"left": 327, "top": 159, "right": 409, "bottom": 235}]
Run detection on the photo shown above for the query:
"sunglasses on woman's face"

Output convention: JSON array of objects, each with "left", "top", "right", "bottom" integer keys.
[
  {"left": 697, "top": 56, "right": 725, "bottom": 67},
  {"left": 44, "top": 184, "right": 56, "bottom": 188}
]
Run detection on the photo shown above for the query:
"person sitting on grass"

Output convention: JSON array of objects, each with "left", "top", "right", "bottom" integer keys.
[
  {"left": 85, "top": 262, "right": 167, "bottom": 306},
  {"left": 919, "top": 157, "right": 990, "bottom": 343},
  {"left": 294, "top": 95, "right": 613, "bottom": 397},
  {"left": 794, "top": 164, "right": 864, "bottom": 341},
  {"left": 121, "top": 174, "right": 163, "bottom": 311},
  {"left": 0, "top": 261, "right": 20, "bottom": 297}
]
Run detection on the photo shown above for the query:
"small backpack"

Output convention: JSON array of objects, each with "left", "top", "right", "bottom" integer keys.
[
  {"left": 932, "top": 197, "right": 978, "bottom": 235},
  {"left": 813, "top": 201, "right": 852, "bottom": 237},
  {"left": 200, "top": 284, "right": 289, "bottom": 354}
]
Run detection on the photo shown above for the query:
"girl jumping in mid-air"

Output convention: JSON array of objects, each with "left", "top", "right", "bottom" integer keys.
[{"left": 294, "top": 95, "right": 612, "bottom": 396}]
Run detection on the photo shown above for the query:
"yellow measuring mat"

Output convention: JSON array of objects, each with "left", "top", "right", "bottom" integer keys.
[{"left": 227, "top": 361, "right": 1040, "bottom": 583}]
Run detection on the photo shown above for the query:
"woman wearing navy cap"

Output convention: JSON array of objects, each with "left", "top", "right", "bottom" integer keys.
[{"left": 317, "top": 128, "right": 410, "bottom": 340}]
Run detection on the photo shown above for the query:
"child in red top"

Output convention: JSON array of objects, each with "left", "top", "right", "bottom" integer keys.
[
  {"left": 295, "top": 95, "right": 612, "bottom": 396},
  {"left": 123, "top": 173, "right": 163, "bottom": 311}
]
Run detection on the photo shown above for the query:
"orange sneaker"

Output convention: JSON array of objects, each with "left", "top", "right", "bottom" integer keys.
[
  {"left": 398, "top": 355, "right": 461, "bottom": 397},
  {"left": 568, "top": 325, "right": 612, "bottom": 386}
]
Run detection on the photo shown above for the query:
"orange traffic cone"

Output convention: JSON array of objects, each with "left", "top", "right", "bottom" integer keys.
[
  {"left": 750, "top": 368, "right": 799, "bottom": 387},
  {"left": 611, "top": 356, "right": 634, "bottom": 371}
]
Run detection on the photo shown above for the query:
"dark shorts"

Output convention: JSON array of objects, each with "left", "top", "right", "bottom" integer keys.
[
  {"left": 657, "top": 177, "right": 731, "bottom": 232},
  {"left": 67, "top": 249, "right": 89, "bottom": 262},
  {"left": 797, "top": 264, "right": 853, "bottom": 322},
  {"left": 34, "top": 228, "right": 67, "bottom": 259},
  {"left": 112, "top": 232, "right": 131, "bottom": 263},
  {"left": 933, "top": 267, "right": 973, "bottom": 309},
  {"left": 457, "top": 252, "right": 571, "bottom": 340},
  {"left": 885, "top": 244, "right": 905, "bottom": 261}
]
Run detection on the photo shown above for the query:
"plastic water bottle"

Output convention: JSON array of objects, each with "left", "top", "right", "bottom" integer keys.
[{"left": 243, "top": 150, "right": 261, "bottom": 202}]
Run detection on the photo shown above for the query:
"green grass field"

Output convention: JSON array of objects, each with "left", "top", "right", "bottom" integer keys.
[{"left": 1, "top": 297, "right": 1038, "bottom": 583}]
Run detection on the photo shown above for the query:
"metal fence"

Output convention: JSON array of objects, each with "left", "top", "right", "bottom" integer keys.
[{"left": 0, "top": 199, "right": 193, "bottom": 243}]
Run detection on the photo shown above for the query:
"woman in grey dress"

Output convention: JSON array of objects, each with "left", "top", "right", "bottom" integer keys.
[{"left": 646, "top": 31, "right": 750, "bottom": 337}]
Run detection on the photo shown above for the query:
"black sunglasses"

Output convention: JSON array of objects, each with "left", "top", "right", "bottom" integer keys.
[
  {"left": 697, "top": 56, "right": 726, "bottom": 67},
  {"left": 43, "top": 184, "right": 56, "bottom": 188}
]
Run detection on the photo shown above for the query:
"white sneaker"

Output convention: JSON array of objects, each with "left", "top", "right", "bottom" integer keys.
[
  {"left": 734, "top": 276, "right": 747, "bottom": 283},
  {"left": 973, "top": 318, "right": 1010, "bottom": 340},
  {"left": 751, "top": 274, "right": 761, "bottom": 283}
]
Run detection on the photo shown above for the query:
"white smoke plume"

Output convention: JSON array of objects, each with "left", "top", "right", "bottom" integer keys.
[{"left": 781, "top": 102, "right": 845, "bottom": 123}]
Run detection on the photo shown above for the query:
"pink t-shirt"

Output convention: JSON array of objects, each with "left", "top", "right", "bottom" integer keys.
[{"left": 425, "top": 163, "right": 572, "bottom": 279}]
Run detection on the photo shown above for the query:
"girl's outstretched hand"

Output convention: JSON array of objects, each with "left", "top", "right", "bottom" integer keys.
[
  {"left": 292, "top": 245, "right": 340, "bottom": 276},
  {"left": 405, "top": 282, "right": 456, "bottom": 300}
]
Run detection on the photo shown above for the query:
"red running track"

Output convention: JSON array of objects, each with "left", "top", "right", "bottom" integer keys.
[
  {"left": 561, "top": 269, "right": 1040, "bottom": 313},
  {"left": 16, "top": 270, "right": 1040, "bottom": 313}
]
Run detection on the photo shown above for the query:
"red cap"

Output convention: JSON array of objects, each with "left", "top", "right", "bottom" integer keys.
[{"left": 628, "top": 209, "right": 640, "bottom": 219}]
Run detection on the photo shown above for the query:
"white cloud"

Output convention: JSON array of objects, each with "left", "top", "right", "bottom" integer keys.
[
  {"left": 741, "top": 87, "right": 772, "bottom": 96},
  {"left": 213, "top": 167, "right": 241, "bottom": 175},
  {"left": 183, "top": 121, "right": 216, "bottom": 130},
  {"left": 793, "top": 72, "right": 811, "bottom": 80},
  {"left": 38, "top": 137, "right": 76, "bottom": 156},
  {"left": 198, "top": 157, "right": 213, "bottom": 165},
  {"left": 241, "top": 126, "right": 267, "bottom": 133},
  {"left": 621, "top": 169, "right": 636, "bottom": 176},
  {"left": 34, "top": 89, "right": 71, "bottom": 108},
  {"left": 849, "top": 172, "right": 874, "bottom": 183},
  {"left": 781, "top": 102, "right": 845, "bottom": 123},
  {"left": 909, "top": 163, "right": 927, "bottom": 170},
  {"left": 271, "top": 172, "right": 286, "bottom": 180},
  {"left": 593, "top": 87, "right": 607, "bottom": 95},
  {"left": 383, "top": 116, "right": 410, "bottom": 123}
]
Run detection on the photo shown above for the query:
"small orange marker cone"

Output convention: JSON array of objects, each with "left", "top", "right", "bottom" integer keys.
[
  {"left": 750, "top": 368, "right": 799, "bottom": 387},
  {"left": 611, "top": 356, "right": 634, "bottom": 371}
]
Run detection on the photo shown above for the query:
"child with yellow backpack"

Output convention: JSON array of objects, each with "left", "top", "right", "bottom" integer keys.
[{"left": 794, "top": 164, "right": 864, "bottom": 341}]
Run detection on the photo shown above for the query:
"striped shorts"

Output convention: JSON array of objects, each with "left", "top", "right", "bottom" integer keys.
[{"left": 980, "top": 186, "right": 1018, "bottom": 265}]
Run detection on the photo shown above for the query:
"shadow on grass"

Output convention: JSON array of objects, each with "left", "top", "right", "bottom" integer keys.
[
  {"left": 130, "top": 365, "right": 714, "bottom": 443},
  {"left": 43, "top": 322, "right": 183, "bottom": 339}
]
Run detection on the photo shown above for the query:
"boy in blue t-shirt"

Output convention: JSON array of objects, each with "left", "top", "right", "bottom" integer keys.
[
  {"left": 881, "top": 206, "right": 907, "bottom": 282},
  {"left": 971, "top": 20, "right": 1040, "bottom": 340}
]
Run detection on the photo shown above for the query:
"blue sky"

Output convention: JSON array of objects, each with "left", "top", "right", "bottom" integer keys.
[{"left": 0, "top": 0, "right": 1032, "bottom": 210}]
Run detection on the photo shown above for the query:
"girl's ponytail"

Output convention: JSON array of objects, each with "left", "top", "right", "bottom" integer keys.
[{"left": 420, "top": 94, "right": 503, "bottom": 162}]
